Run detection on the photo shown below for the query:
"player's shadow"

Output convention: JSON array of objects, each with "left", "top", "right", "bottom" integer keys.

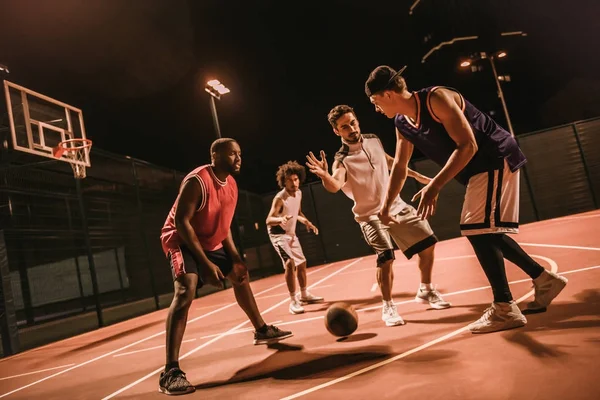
[
  {"left": 194, "top": 342, "right": 392, "bottom": 389},
  {"left": 502, "top": 289, "right": 600, "bottom": 358},
  {"left": 336, "top": 332, "right": 377, "bottom": 342}
]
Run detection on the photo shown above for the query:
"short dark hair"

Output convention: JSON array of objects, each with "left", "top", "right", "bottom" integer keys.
[
  {"left": 327, "top": 105, "right": 356, "bottom": 129},
  {"left": 210, "top": 138, "right": 237, "bottom": 157},
  {"left": 276, "top": 161, "right": 306, "bottom": 189},
  {"left": 365, "top": 65, "right": 407, "bottom": 97}
]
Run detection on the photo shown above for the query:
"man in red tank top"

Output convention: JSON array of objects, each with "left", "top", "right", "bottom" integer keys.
[{"left": 158, "top": 138, "right": 292, "bottom": 396}]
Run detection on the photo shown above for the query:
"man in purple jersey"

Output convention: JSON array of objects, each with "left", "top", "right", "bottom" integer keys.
[{"left": 364, "top": 65, "right": 567, "bottom": 333}]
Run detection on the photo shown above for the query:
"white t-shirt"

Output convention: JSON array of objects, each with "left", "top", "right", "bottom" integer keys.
[{"left": 334, "top": 134, "right": 406, "bottom": 222}]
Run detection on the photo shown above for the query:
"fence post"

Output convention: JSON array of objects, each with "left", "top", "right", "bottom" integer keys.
[
  {"left": 75, "top": 178, "right": 104, "bottom": 327},
  {"left": 514, "top": 137, "right": 541, "bottom": 221},
  {"left": 572, "top": 123, "right": 598, "bottom": 209},
  {"left": 308, "top": 183, "right": 328, "bottom": 263},
  {"left": 0, "top": 230, "right": 20, "bottom": 355},
  {"left": 131, "top": 161, "right": 160, "bottom": 310},
  {"left": 64, "top": 197, "right": 86, "bottom": 311}
]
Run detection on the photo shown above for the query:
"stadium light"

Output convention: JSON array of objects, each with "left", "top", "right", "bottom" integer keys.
[{"left": 204, "top": 79, "right": 231, "bottom": 139}]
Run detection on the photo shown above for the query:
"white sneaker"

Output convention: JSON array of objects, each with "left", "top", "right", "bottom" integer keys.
[
  {"left": 298, "top": 291, "right": 324, "bottom": 304},
  {"left": 526, "top": 270, "right": 568, "bottom": 312},
  {"left": 382, "top": 303, "right": 405, "bottom": 327},
  {"left": 289, "top": 299, "right": 305, "bottom": 315},
  {"left": 468, "top": 301, "right": 527, "bottom": 334},
  {"left": 415, "top": 286, "right": 452, "bottom": 309}
]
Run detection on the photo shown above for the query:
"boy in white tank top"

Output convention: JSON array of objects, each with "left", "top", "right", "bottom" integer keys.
[{"left": 266, "top": 161, "right": 324, "bottom": 314}]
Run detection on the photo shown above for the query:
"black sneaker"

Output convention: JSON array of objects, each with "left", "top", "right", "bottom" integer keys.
[
  {"left": 253, "top": 325, "right": 293, "bottom": 345},
  {"left": 159, "top": 368, "right": 196, "bottom": 396}
]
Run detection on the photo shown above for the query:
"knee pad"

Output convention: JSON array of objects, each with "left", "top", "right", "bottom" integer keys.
[{"left": 376, "top": 249, "right": 395, "bottom": 266}]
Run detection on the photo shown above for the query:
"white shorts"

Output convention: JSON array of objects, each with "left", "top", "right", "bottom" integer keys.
[
  {"left": 460, "top": 160, "right": 520, "bottom": 236},
  {"left": 269, "top": 234, "right": 306, "bottom": 267},
  {"left": 360, "top": 204, "right": 437, "bottom": 262}
]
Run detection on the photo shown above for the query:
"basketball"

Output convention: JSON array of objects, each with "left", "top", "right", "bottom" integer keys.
[{"left": 324, "top": 302, "right": 358, "bottom": 337}]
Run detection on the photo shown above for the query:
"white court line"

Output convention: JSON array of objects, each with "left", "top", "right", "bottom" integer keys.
[
  {"left": 520, "top": 243, "right": 600, "bottom": 251},
  {"left": 193, "top": 264, "right": 600, "bottom": 340},
  {"left": 190, "top": 276, "right": 538, "bottom": 339},
  {"left": 560, "top": 265, "right": 600, "bottom": 275},
  {"left": 196, "top": 320, "right": 284, "bottom": 340},
  {"left": 340, "top": 255, "right": 478, "bottom": 276},
  {"left": 256, "top": 285, "right": 334, "bottom": 300},
  {"left": 177, "top": 253, "right": 581, "bottom": 340},
  {"left": 554, "top": 214, "right": 600, "bottom": 221},
  {"left": 0, "top": 364, "right": 75, "bottom": 381},
  {"left": 279, "top": 255, "right": 560, "bottom": 400},
  {"left": 111, "top": 321, "right": 281, "bottom": 358},
  {"left": 101, "top": 258, "right": 365, "bottom": 399},
  {"left": 113, "top": 339, "right": 197, "bottom": 358},
  {"left": 0, "top": 262, "right": 339, "bottom": 398}
]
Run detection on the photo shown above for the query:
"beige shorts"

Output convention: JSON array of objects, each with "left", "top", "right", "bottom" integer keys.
[
  {"left": 460, "top": 160, "right": 520, "bottom": 236},
  {"left": 360, "top": 204, "right": 438, "bottom": 263},
  {"left": 269, "top": 234, "right": 306, "bottom": 267}
]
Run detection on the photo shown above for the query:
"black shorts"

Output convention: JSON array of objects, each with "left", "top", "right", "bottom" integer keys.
[{"left": 167, "top": 245, "right": 233, "bottom": 285}]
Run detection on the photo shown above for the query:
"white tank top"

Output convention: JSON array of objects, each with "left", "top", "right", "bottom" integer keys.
[
  {"left": 269, "top": 188, "right": 302, "bottom": 235},
  {"left": 335, "top": 134, "right": 406, "bottom": 222}
]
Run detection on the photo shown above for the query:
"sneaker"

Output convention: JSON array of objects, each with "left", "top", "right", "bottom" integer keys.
[
  {"left": 299, "top": 291, "right": 324, "bottom": 304},
  {"left": 415, "top": 286, "right": 452, "bottom": 309},
  {"left": 382, "top": 303, "right": 405, "bottom": 327},
  {"left": 526, "top": 270, "right": 568, "bottom": 312},
  {"left": 254, "top": 325, "right": 293, "bottom": 345},
  {"left": 158, "top": 368, "right": 195, "bottom": 396},
  {"left": 468, "top": 301, "right": 527, "bottom": 334},
  {"left": 289, "top": 298, "right": 305, "bottom": 314}
]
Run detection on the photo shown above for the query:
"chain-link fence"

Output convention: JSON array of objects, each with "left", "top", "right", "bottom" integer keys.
[{"left": 1, "top": 117, "right": 598, "bottom": 356}]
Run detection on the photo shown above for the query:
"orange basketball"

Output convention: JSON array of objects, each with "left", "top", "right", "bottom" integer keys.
[{"left": 324, "top": 302, "right": 358, "bottom": 337}]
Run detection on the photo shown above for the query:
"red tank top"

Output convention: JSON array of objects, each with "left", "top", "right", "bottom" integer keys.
[{"left": 160, "top": 165, "right": 238, "bottom": 253}]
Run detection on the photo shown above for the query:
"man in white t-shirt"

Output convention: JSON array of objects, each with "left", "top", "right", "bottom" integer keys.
[
  {"left": 306, "top": 105, "right": 450, "bottom": 327},
  {"left": 266, "top": 161, "right": 324, "bottom": 315}
]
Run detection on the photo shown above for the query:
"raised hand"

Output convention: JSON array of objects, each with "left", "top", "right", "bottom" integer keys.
[{"left": 306, "top": 150, "right": 329, "bottom": 178}]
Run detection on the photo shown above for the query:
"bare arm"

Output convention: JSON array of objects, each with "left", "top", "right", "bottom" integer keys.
[
  {"left": 385, "top": 153, "right": 431, "bottom": 184},
  {"left": 221, "top": 229, "right": 243, "bottom": 263},
  {"left": 174, "top": 179, "right": 213, "bottom": 269},
  {"left": 298, "top": 207, "right": 319, "bottom": 235},
  {"left": 266, "top": 197, "right": 287, "bottom": 226},
  {"left": 427, "top": 89, "right": 478, "bottom": 190},
  {"left": 174, "top": 179, "right": 224, "bottom": 286},
  {"left": 411, "top": 88, "right": 478, "bottom": 219},
  {"left": 221, "top": 228, "right": 248, "bottom": 284},
  {"left": 322, "top": 161, "right": 347, "bottom": 193},
  {"left": 382, "top": 128, "right": 414, "bottom": 215},
  {"left": 297, "top": 209, "right": 309, "bottom": 225}
]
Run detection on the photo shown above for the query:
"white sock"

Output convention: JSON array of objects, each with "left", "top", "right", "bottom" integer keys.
[
  {"left": 300, "top": 288, "right": 308, "bottom": 297},
  {"left": 420, "top": 283, "right": 433, "bottom": 291},
  {"left": 290, "top": 292, "right": 297, "bottom": 302},
  {"left": 382, "top": 300, "right": 394, "bottom": 307}
]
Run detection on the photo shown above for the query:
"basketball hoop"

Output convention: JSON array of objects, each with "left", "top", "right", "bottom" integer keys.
[{"left": 52, "top": 138, "right": 92, "bottom": 179}]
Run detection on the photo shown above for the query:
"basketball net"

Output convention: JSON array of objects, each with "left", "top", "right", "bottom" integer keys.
[{"left": 52, "top": 138, "right": 92, "bottom": 179}]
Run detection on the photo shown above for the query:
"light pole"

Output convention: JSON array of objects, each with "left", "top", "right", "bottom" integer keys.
[
  {"left": 205, "top": 79, "right": 230, "bottom": 139},
  {"left": 460, "top": 51, "right": 515, "bottom": 136}
]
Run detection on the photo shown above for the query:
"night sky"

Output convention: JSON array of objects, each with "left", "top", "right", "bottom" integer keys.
[{"left": 1, "top": 0, "right": 599, "bottom": 193}]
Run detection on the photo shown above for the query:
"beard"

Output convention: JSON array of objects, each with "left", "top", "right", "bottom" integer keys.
[{"left": 345, "top": 132, "right": 361, "bottom": 144}]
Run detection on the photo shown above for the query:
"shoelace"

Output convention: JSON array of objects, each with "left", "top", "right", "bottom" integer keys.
[
  {"left": 383, "top": 304, "right": 397, "bottom": 316},
  {"left": 479, "top": 306, "right": 495, "bottom": 323}
]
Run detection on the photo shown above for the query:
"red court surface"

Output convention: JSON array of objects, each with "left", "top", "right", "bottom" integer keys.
[{"left": 1, "top": 210, "right": 599, "bottom": 400}]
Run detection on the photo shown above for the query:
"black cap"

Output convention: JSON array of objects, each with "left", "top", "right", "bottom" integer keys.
[{"left": 365, "top": 65, "right": 407, "bottom": 97}]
